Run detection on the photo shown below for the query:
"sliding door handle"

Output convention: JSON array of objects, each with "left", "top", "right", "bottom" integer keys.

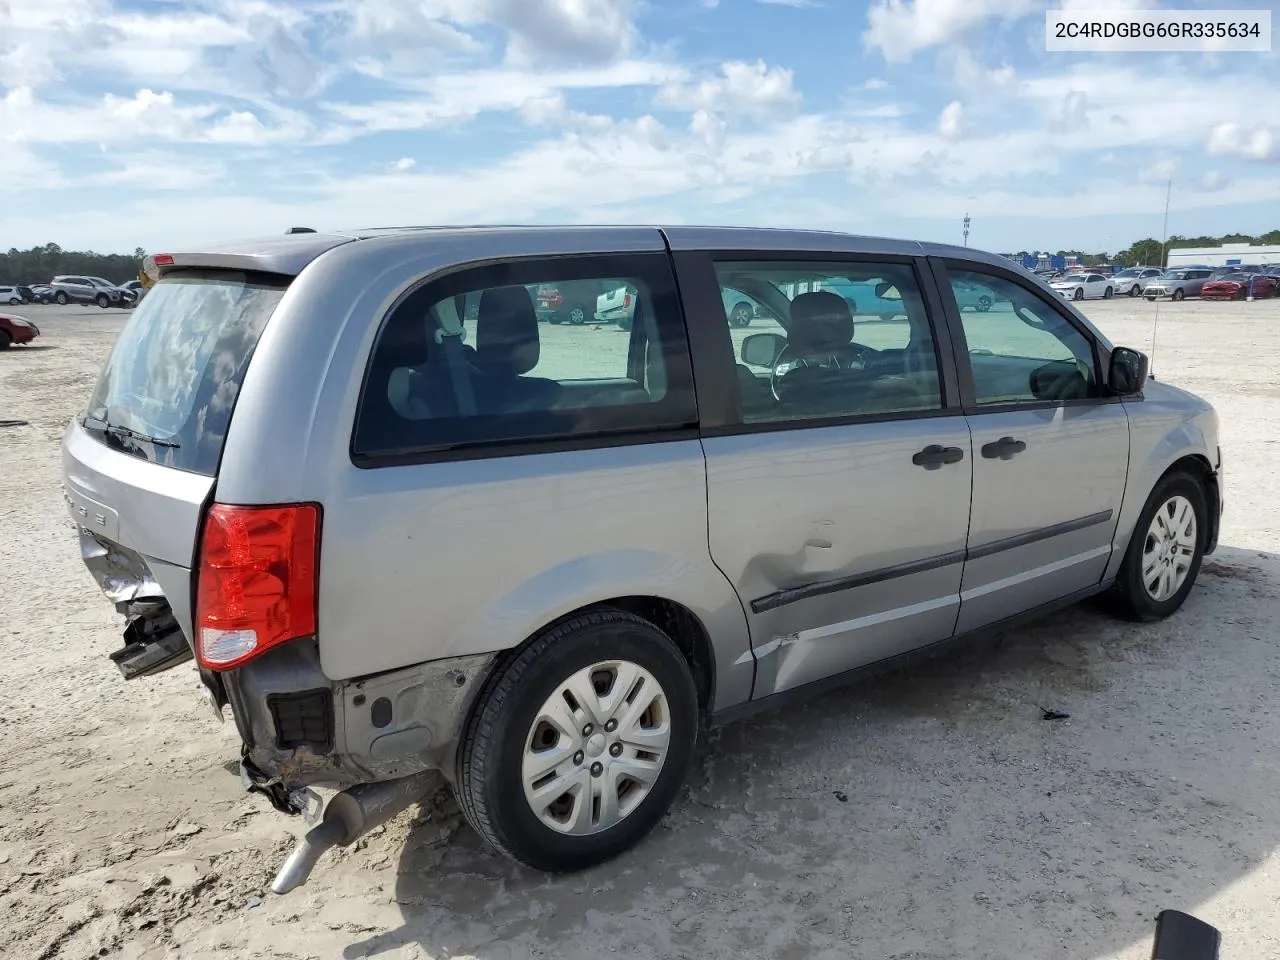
[
  {"left": 913, "top": 444, "right": 966, "bottom": 468},
  {"left": 981, "top": 436, "right": 1027, "bottom": 460}
]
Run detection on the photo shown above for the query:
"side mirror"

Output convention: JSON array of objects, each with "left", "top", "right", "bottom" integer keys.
[
  {"left": 741, "top": 332, "right": 786, "bottom": 368},
  {"left": 874, "top": 282, "right": 901, "bottom": 300},
  {"left": 1029, "top": 359, "right": 1085, "bottom": 401},
  {"left": 1150, "top": 909, "right": 1220, "bottom": 960},
  {"left": 1109, "top": 346, "right": 1149, "bottom": 396}
]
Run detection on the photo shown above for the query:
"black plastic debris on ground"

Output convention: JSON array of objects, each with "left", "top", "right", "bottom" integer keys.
[{"left": 1040, "top": 708, "right": 1070, "bottom": 721}]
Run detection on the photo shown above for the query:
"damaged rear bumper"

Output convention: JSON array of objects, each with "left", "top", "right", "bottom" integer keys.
[{"left": 225, "top": 641, "right": 496, "bottom": 808}]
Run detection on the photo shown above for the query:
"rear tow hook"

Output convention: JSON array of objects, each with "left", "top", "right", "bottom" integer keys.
[{"left": 270, "top": 770, "right": 442, "bottom": 894}]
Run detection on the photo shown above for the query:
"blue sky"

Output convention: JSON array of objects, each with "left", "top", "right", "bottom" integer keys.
[{"left": 1, "top": 0, "right": 1277, "bottom": 254}]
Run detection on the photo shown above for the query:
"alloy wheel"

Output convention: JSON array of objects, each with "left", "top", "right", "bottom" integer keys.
[
  {"left": 1142, "top": 495, "right": 1197, "bottom": 602},
  {"left": 522, "top": 660, "right": 671, "bottom": 836}
]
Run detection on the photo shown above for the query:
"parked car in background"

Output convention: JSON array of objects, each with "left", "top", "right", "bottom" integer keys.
[
  {"left": 1050, "top": 272, "right": 1114, "bottom": 301},
  {"left": 1201, "top": 272, "right": 1278, "bottom": 300},
  {"left": 118, "top": 280, "right": 144, "bottom": 305},
  {"left": 817, "top": 277, "right": 910, "bottom": 319},
  {"left": 26, "top": 284, "right": 56, "bottom": 304},
  {"left": 1143, "top": 268, "right": 1213, "bottom": 301},
  {"left": 953, "top": 278, "right": 997, "bottom": 312},
  {"left": 0, "top": 312, "right": 40, "bottom": 347},
  {"left": 0, "top": 285, "right": 22, "bottom": 305},
  {"left": 49, "top": 275, "right": 127, "bottom": 308},
  {"left": 536, "top": 279, "right": 614, "bottom": 325},
  {"left": 1110, "top": 267, "right": 1164, "bottom": 297},
  {"left": 596, "top": 284, "right": 638, "bottom": 328}
]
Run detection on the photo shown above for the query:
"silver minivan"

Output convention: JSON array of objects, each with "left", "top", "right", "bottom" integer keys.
[{"left": 62, "top": 227, "right": 1222, "bottom": 891}]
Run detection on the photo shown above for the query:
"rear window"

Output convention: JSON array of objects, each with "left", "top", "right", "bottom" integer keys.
[{"left": 83, "top": 269, "right": 288, "bottom": 476}]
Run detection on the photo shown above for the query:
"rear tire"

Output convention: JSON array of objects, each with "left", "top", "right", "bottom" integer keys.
[
  {"left": 729, "top": 302, "right": 753, "bottom": 328},
  {"left": 1104, "top": 286, "right": 1114, "bottom": 299},
  {"left": 566, "top": 302, "right": 589, "bottom": 325},
  {"left": 1108, "top": 470, "right": 1207, "bottom": 622},
  {"left": 456, "top": 609, "right": 698, "bottom": 873}
]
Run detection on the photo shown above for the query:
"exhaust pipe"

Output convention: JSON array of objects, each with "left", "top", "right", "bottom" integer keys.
[{"left": 270, "top": 770, "right": 442, "bottom": 894}]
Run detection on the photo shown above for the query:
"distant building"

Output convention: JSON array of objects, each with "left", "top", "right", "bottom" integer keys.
[{"left": 1166, "top": 243, "right": 1280, "bottom": 268}]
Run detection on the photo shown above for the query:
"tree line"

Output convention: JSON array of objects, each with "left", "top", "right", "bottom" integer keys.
[
  {"left": 1008, "top": 229, "right": 1280, "bottom": 269},
  {"left": 1, "top": 243, "right": 147, "bottom": 286}
]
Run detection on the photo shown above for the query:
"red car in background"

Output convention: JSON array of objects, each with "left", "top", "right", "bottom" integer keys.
[
  {"left": 1200, "top": 273, "right": 1278, "bottom": 301},
  {"left": 0, "top": 313, "right": 40, "bottom": 348}
]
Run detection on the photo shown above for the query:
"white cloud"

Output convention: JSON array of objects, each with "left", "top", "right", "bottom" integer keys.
[
  {"left": 1198, "top": 170, "right": 1232, "bottom": 192},
  {"left": 757, "top": 0, "right": 817, "bottom": 6},
  {"left": 390, "top": 157, "right": 417, "bottom": 172},
  {"left": 863, "top": 0, "right": 1039, "bottom": 61},
  {"left": 91, "top": 153, "right": 226, "bottom": 190},
  {"left": 324, "top": 59, "right": 678, "bottom": 133},
  {"left": 0, "top": 86, "right": 310, "bottom": 145},
  {"left": 938, "top": 100, "right": 963, "bottom": 139},
  {"left": 1139, "top": 158, "right": 1178, "bottom": 183},
  {"left": 658, "top": 60, "right": 800, "bottom": 118},
  {"left": 1206, "top": 122, "right": 1277, "bottom": 162},
  {"left": 863, "top": 78, "right": 889, "bottom": 90}
]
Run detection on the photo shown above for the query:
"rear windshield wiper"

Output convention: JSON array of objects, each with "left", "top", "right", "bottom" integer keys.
[{"left": 84, "top": 415, "right": 180, "bottom": 449}]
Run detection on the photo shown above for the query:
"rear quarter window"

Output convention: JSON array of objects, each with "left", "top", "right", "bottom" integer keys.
[{"left": 352, "top": 253, "right": 697, "bottom": 462}]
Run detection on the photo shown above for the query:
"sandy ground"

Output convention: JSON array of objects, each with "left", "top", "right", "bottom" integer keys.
[{"left": 2, "top": 295, "right": 1279, "bottom": 960}]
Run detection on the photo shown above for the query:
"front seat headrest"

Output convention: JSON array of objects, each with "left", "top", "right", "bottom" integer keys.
[
  {"left": 476, "top": 285, "right": 540, "bottom": 375},
  {"left": 788, "top": 291, "right": 854, "bottom": 355}
]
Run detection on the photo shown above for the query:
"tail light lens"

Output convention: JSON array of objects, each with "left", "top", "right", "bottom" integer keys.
[
  {"left": 195, "top": 503, "right": 320, "bottom": 670},
  {"left": 624, "top": 293, "right": 632, "bottom": 308}
]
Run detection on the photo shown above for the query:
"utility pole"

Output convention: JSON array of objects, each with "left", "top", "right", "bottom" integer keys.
[{"left": 963, "top": 213, "right": 971, "bottom": 247}]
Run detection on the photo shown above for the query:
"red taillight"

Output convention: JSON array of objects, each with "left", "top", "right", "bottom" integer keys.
[
  {"left": 195, "top": 503, "right": 320, "bottom": 670},
  {"left": 624, "top": 293, "right": 632, "bottom": 308},
  {"left": 152, "top": 253, "right": 174, "bottom": 266}
]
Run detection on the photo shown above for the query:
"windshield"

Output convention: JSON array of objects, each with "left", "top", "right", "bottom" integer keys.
[{"left": 83, "top": 269, "right": 288, "bottom": 475}]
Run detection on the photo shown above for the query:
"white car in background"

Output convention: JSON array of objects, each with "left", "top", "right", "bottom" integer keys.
[
  {"left": 1111, "top": 267, "right": 1165, "bottom": 297},
  {"left": 1050, "top": 272, "right": 1114, "bottom": 301}
]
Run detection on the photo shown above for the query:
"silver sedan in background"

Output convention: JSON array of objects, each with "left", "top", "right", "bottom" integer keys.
[{"left": 1143, "top": 268, "right": 1214, "bottom": 301}]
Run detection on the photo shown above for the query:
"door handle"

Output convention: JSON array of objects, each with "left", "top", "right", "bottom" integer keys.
[
  {"left": 912, "top": 444, "right": 965, "bottom": 468},
  {"left": 981, "top": 436, "right": 1027, "bottom": 460}
]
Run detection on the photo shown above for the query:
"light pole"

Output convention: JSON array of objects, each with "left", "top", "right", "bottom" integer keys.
[{"left": 962, "top": 213, "right": 971, "bottom": 247}]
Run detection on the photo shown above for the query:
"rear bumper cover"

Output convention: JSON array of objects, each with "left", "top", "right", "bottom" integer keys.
[{"left": 226, "top": 641, "right": 496, "bottom": 803}]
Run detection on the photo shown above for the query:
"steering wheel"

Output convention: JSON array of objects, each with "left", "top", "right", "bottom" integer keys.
[{"left": 769, "top": 342, "right": 874, "bottom": 402}]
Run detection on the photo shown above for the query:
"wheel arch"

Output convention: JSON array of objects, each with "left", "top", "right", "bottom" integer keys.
[{"left": 472, "top": 595, "right": 719, "bottom": 717}]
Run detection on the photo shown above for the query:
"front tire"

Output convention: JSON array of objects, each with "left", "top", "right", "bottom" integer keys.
[
  {"left": 456, "top": 609, "right": 698, "bottom": 873},
  {"left": 1128, "top": 284, "right": 1141, "bottom": 297},
  {"left": 566, "top": 302, "right": 589, "bottom": 325},
  {"left": 976, "top": 296, "right": 992, "bottom": 312},
  {"left": 1109, "top": 470, "right": 1207, "bottom": 622},
  {"left": 55, "top": 291, "right": 69, "bottom": 305},
  {"left": 96, "top": 293, "right": 110, "bottom": 308},
  {"left": 0, "top": 330, "right": 11, "bottom": 349},
  {"left": 1073, "top": 287, "right": 1084, "bottom": 301},
  {"left": 729, "top": 302, "right": 753, "bottom": 328},
  {"left": 1104, "top": 286, "right": 1114, "bottom": 299}
]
